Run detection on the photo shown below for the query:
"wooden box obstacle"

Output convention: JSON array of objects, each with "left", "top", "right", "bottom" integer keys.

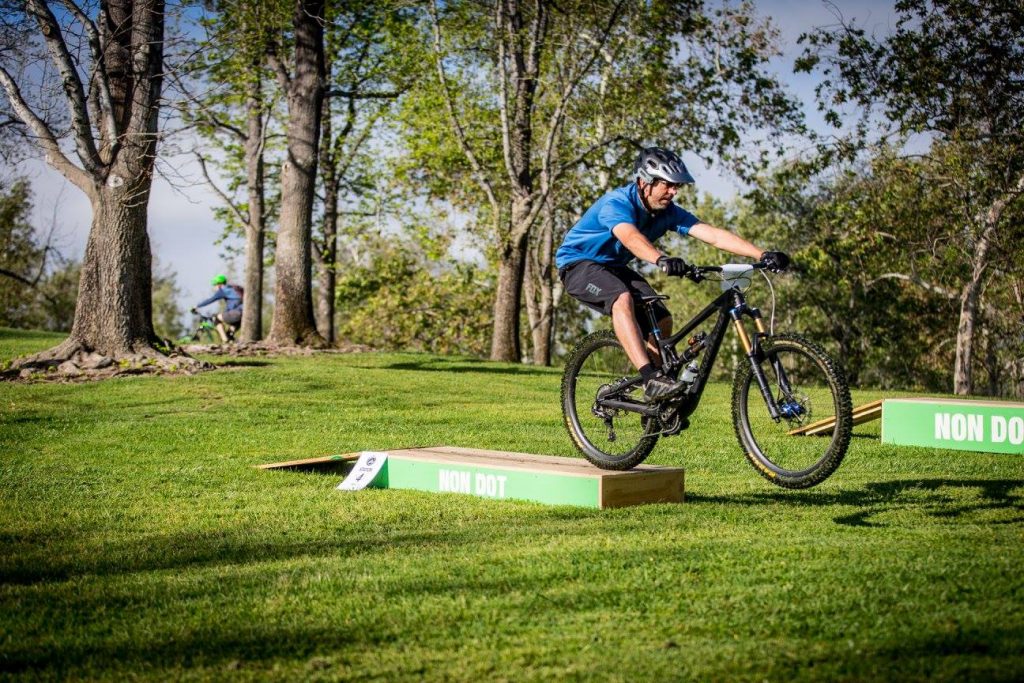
[
  {"left": 881, "top": 398, "right": 1024, "bottom": 454},
  {"left": 785, "top": 397, "right": 1023, "bottom": 455},
  {"left": 259, "top": 446, "right": 685, "bottom": 509}
]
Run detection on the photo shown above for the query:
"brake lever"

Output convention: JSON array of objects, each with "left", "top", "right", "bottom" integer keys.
[{"left": 685, "top": 266, "right": 704, "bottom": 283}]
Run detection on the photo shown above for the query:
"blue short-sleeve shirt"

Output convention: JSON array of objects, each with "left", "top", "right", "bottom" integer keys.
[
  {"left": 196, "top": 285, "right": 243, "bottom": 312},
  {"left": 555, "top": 183, "right": 700, "bottom": 269}
]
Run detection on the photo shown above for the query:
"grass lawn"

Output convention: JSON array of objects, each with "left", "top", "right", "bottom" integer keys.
[{"left": 1, "top": 327, "right": 1022, "bottom": 681}]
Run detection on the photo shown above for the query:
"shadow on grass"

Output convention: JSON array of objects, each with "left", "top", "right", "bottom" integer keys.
[
  {"left": 689, "top": 478, "right": 1024, "bottom": 528},
  {"left": 215, "top": 359, "right": 273, "bottom": 368},
  {"left": 370, "top": 358, "right": 557, "bottom": 376},
  {"left": 0, "top": 528, "right": 437, "bottom": 586},
  {"left": 0, "top": 620, "right": 373, "bottom": 677},
  {"left": 0, "top": 505, "right": 598, "bottom": 587}
]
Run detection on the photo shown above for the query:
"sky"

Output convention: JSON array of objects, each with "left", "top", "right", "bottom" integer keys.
[{"left": 12, "top": 0, "right": 901, "bottom": 315}]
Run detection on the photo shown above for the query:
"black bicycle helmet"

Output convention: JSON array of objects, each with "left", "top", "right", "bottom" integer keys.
[{"left": 635, "top": 147, "right": 695, "bottom": 185}]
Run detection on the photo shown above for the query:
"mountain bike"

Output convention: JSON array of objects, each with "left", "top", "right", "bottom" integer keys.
[
  {"left": 178, "top": 313, "right": 222, "bottom": 345},
  {"left": 560, "top": 261, "right": 853, "bottom": 489}
]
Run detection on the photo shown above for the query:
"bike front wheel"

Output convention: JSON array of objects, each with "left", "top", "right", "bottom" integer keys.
[
  {"left": 561, "top": 330, "right": 660, "bottom": 470},
  {"left": 732, "top": 334, "right": 852, "bottom": 488}
]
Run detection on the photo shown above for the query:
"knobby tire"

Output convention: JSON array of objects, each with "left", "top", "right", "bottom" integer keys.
[
  {"left": 561, "top": 330, "right": 660, "bottom": 470},
  {"left": 732, "top": 334, "right": 853, "bottom": 488}
]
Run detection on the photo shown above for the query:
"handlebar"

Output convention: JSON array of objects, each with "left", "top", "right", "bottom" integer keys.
[{"left": 679, "top": 261, "right": 768, "bottom": 282}]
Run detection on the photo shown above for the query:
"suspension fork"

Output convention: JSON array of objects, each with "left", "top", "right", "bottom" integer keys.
[
  {"left": 750, "top": 310, "right": 796, "bottom": 397},
  {"left": 732, "top": 306, "right": 782, "bottom": 420}
]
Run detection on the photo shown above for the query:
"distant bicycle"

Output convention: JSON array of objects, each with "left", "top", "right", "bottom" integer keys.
[
  {"left": 178, "top": 313, "right": 224, "bottom": 345},
  {"left": 560, "top": 260, "right": 853, "bottom": 489}
]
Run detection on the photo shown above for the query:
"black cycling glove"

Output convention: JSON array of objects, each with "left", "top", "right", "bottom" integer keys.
[
  {"left": 656, "top": 255, "right": 690, "bottom": 277},
  {"left": 760, "top": 250, "right": 791, "bottom": 273}
]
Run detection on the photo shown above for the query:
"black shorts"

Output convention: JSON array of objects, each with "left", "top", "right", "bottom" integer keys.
[
  {"left": 220, "top": 309, "right": 242, "bottom": 326},
  {"left": 559, "top": 261, "right": 670, "bottom": 337}
]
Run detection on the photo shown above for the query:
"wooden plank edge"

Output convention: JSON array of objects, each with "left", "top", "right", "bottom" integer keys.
[
  {"left": 788, "top": 400, "right": 884, "bottom": 437},
  {"left": 256, "top": 453, "right": 361, "bottom": 470},
  {"left": 388, "top": 447, "right": 683, "bottom": 478},
  {"left": 882, "top": 397, "right": 1024, "bottom": 409},
  {"left": 598, "top": 469, "right": 685, "bottom": 509}
]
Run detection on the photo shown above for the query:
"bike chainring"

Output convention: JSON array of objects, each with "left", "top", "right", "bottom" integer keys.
[{"left": 656, "top": 405, "right": 690, "bottom": 436}]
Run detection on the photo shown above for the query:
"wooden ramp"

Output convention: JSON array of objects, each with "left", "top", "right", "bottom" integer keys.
[
  {"left": 259, "top": 446, "right": 684, "bottom": 509},
  {"left": 257, "top": 453, "right": 359, "bottom": 471},
  {"left": 788, "top": 399, "right": 883, "bottom": 437}
]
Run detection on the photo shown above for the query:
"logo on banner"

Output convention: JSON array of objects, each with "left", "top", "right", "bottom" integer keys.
[{"left": 337, "top": 451, "right": 388, "bottom": 491}]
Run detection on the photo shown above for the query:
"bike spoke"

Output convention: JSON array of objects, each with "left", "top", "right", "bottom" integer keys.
[
  {"left": 733, "top": 335, "right": 852, "bottom": 488},
  {"left": 561, "top": 331, "right": 659, "bottom": 469},
  {"left": 574, "top": 346, "right": 648, "bottom": 454}
]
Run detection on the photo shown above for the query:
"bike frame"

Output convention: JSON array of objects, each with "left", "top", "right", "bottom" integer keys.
[{"left": 597, "top": 283, "right": 787, "bottom": 422}]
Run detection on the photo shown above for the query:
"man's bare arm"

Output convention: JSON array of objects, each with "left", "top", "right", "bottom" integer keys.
[
  {"left": 688, "top": 223, "right": 763, "bottom": 260},
  {"left": 611, "top": 223, "right": 664, "bottom": 263}
]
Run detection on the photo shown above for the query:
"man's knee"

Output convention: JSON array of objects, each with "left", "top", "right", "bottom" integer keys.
[{"left": 610, "top": 291, "right": 634, "bottom": 314}]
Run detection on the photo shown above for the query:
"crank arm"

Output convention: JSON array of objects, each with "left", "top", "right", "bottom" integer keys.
[{"left": 596, "top": 398, "right": 660, "bottom": 417}]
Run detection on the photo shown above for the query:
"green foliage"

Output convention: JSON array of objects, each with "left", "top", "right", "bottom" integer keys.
[
  {"left": 186, "top": 2, "right": 289, "bottom": 249},
  {"left": 789, "top": 0, "right": 1024, "bottom": 396},
  {"left": 1, "top": 180, "right": 185, "bottom": 337},
  {"left": 0, "top": 343, "right": 1022, "bottom": 680},
  {"left": 799, "top": 0, "right": 1024, "bottom": 144},
  {"left": 334, "top": 225, "right": 494, "bottom": 356},
  {"left": 0, "top": 179, "right": 42, "bottom": 326},
  {"left": 151, "top": 263, "right": 186, "bottom": 341},
  {"left": 734, "top": 141, "right": 1024, "bottom": 397},
  {"left": 0, "top": 180, "right": 76, "bottom": 332}
]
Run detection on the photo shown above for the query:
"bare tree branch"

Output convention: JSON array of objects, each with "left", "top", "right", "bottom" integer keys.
[
  {"left": 0, "top": 267, "right": 38, "bottom": 288},
  {"left": 0, "top": 67, "right": 92, "bottom": 191},
  {"left": 194, "top": 151, "right": 248, "bottom": 226},
  {"left": 58, "top": 0, "right": 118, "bottom": 158},
  {"left": 496, "top": 0, "right": 514, "bottom": 189},
  {"left": 867, "top": 272, "right": 958, "bottom": 300},
  {"left": 427, "top": 0, "right": 501, "bottom": 231},
  {"left": 266, "top": 46, "right": 291, "bottom": 94},
  {"left": 25, "top": 0, "right": 102, "bottom": 174}
]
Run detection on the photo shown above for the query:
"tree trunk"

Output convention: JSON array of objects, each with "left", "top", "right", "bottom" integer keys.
[
  {"left": 68, "top": 186, "right": 156, "bottom": 353},
  {"left": 64, "top": 0, "right": 168, "bottom": 360},
  {"left": 314, "top": 92, "right": 338, "bottom": 344},
  {"left": 268, "top": 0, "right": 326, "bottom": 347},
  {"left": 315, "top": 181, "right": 338, "bottom": 344},
  {"left": 491, "top": 239, "right": 527, "bottom": 362},
  {"left": 240, "top": 70, "right": 266, "bottom": 343},
  {"left": 953, "top": 233, "right": 991, "bottom": 395},
  {"left": 1, "top": 0, "right": 208, "bottom": 378},
  {"left": 524, "top": 199, "right": 556, "bottom": 365},
  {"left": 490, "top": 194, "right": 533, "bottom": 362}
]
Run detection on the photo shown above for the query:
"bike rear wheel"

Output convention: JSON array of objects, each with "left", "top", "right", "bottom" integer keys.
[
  {"left": 732, "top": 334, "right": 852, "bottom": 488},
  {"left": 561, "top": 330, "right": 660, "bottom": 470}
]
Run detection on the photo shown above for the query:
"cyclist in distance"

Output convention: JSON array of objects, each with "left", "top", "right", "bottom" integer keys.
[
  {"left": 191, "top": 274, "right": 243, "bottom": 343},
  {"left": 555, "top": 146, "right": 790, "bottom": 402}
]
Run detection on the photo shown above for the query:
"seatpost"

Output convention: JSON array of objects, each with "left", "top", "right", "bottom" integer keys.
[
  {"left": 643, "top": 301, "right": 678, "bottom": 369},
  {"left": 643, "top": 303, "right": 662, "bottom": 343}
]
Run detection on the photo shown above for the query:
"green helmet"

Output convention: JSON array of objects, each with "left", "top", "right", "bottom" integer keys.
[{"left": 211, "top": 274, "right": 228, "bottom": 286}]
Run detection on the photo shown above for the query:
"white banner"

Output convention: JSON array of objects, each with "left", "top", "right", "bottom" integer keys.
[{"left": 337, "top": 451, "right": 388, "bottom": 491}]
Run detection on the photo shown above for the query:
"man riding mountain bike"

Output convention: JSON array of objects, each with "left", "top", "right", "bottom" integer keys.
[
  {"left": 191, "top": 274, "right": 244, "bottom": 344},
  {"left": 555, "top": 146, "right": 790, "bottom": 402}
]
